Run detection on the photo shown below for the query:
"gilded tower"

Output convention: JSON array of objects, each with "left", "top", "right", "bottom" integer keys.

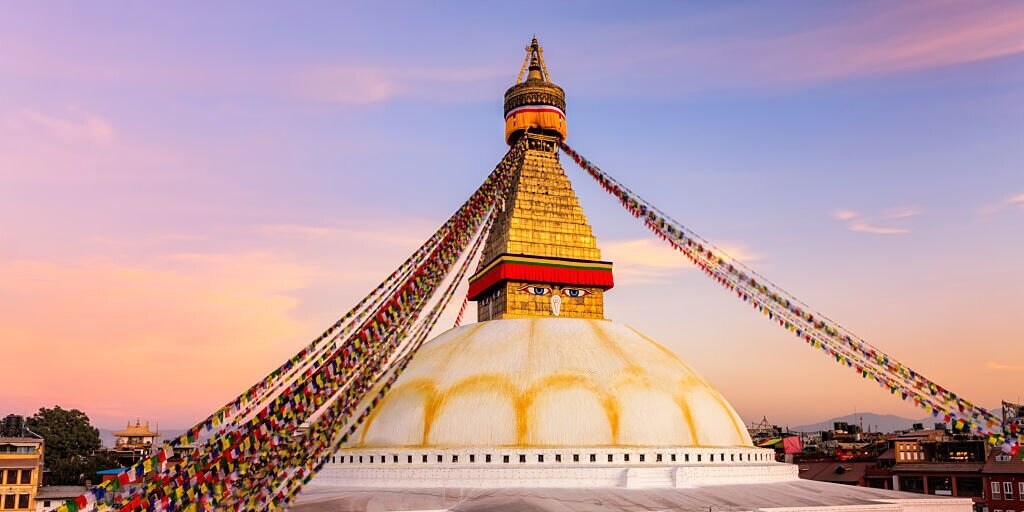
[{"left": 468, "top": 38, "right": 614, "bottom": 321}]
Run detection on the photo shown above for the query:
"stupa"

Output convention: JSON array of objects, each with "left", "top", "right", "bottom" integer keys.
[{"left": 299, "top": 39, "right": 971, "bottom": 512}]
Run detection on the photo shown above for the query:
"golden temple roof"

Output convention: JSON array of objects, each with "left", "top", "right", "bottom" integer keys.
[{"left": 113, "top": 419, "right": 159, "bottom": 438}]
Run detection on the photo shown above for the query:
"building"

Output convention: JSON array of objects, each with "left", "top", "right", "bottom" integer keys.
[
  {"left": 33, "top": 486, "right": 87, "bottom": 512},
  {"left": 982, "top": 448, "right": 1024, "bottom": 512},
  {"left": 793, "top": 423, "right": 1000, "bottom": 510},
  {"left": 895, "top": 429, "right": 946, "bottom": 463},
  {"left": 297, "top": 38, "right": 972, "bottom": 512},
  {"left": 0, "top": 416, "right": 44, "bottom": 512},
  {"left": 106, "top": 420, "right": 159, "bottom": 466}
]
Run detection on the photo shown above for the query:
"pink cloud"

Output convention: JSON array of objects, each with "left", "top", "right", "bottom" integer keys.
[
  {"left": 849, "top": 222, "right": 910, "bottom": 235},
  {"left": 587, "top": 1, "right": 1024, "bottom": 95},
  {"left": 987, "top": 362, "right": 1024, "bottom": 371},
  {"left": 290, "top": 64, "right": 509, "bottom": 104},
  {"left": 781, "top": 2, "right": 1024, "bottom": 82},
  {"left": 977, "top": 192, "right": 1024, "bottom": 216},
  {"left": 8, "top": 107, "right": 115, "bottom": 143},
  {"left": 831, "top": 210, "right": 859, "bottom": 221},
  {"left": 831, "top": 206, "right": 922, "bottom": 235}
]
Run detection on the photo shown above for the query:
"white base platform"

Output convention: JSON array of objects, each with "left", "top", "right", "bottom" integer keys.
[
  {"left": 295, "top": 480, "right": 974, "bottom": 512},
  {"left": 317, "top": 446, "right": 786, "bottom": 488}
]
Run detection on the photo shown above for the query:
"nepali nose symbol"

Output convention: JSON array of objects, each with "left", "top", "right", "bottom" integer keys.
[{"left": 550, "top": 294, "right": 562, "bottom": 317}]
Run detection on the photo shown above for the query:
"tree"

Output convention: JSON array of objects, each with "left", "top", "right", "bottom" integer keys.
[{"left": 26, "top": 406, "right": 106, "bottom": 485}]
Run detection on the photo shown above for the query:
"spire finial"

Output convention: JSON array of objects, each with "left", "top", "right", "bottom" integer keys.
[
  {"left": 516, "top": 35, "right": 550, "bottom": 84},
  {"left": 503, "top": 38, "right": 567, "bottom": 143}
]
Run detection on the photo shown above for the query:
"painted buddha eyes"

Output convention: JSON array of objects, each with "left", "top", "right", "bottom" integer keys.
[
  {"left": 521, "top": 286, "right": 552, "bottom": 296},
  {"left": 518, "top": 285, "right": 591, "bottom": 298}
]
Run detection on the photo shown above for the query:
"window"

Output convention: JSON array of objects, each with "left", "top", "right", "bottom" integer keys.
[
  {"left": 730, "top": 454, "right": 735, "bottom": 462},
  {"left": 43, "top": 501, "right": 51, "bottom": 507},
  {"left": 639, "top": 454, "right": 645, "bottom": 462},
  {"left": 519, "top": 454, "right": 526, "bottom": 463},
  {"left": 370, "top": 456, "right": 375, "bottom": 463},
  {"left": 19, "top": 469, "right": 30, "bottom": 484},
  {"left": 469, "top": 454, "right": 475, "bottom": 463},
  {"left": 422, "top": 455, "right": 427, "bottom": 463},
  {"left": 452, "top": 455, "right": 458, "bottom": 463},
  {"left": 4, "top": 470, "right": 14, "bottom": 485},
  {"left": 17, "top": 494, "right": 28, "bottom": 509},
  {"left": 349, "top": 456, "right": 353, "bottom": 463},
  {"left": 994, "top": 481, "right": 1002, "bottom": 497},
  {"left": 684, "top": 454, "right": 689, "bottom": 462},
  {"left": 590, "top": 454, "right": 596, "bottom": 462},
  {"left": 393, "top": 455, "right": 398, "bottom": 463},
  {"left": 657, "top": 454, "right": 663, "bottom": 462},
  {"left": 1006, "top": 482, "right": 1015, "bottom": 499},
  {"left": 555, "top": 454, "right": 561, "bottom": 462},
  {"left": 503, "top": 455, "right": 509, "bottom": 463},
  {"left": 359, "top": 456, "right": 363, "bottom": 463},
  {"left": 957, "top": 476, "right": 983, "bottom": 498},
  {"left": 2, "top": 495, "right": 13, "bottom": 509},
  {"left": 697, "top": 454, "right": 702, "bottom": 462},
  {"left": 608, "top": 454, "right": 613, "bottom": 462},
  {"left": 538, "top": 455, "right": 544, "bottom": 463},
  {"left": 437, "top": 455, "right": 443, "bottom": 463},
  {"left": 573, "top": 454, "right": 579, "bottom": 462},
  {"left": 710, "top": 454, "right": 714, "bottom": 462},
  {"left": 624, "top": 454, "right": 630, "bottom": 462},
  {"left": 485, "top": 454, "right": 491, "bottom": 463},
  {"left": 1019, "top": 482, "right": 1024, "bottom": 499},
  {"left": 408, "top": 455, "right": 412, "bottom": 463}
]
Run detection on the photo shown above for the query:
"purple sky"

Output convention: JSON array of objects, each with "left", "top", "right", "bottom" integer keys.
[{"left": 1, "top": 1, "right": 1022, "bottom": 430}]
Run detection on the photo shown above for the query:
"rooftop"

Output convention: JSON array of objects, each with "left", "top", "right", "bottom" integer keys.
[
  {"left": 36, "top": 486, "right": 89, "bottom": 500},
  {"left": 982, "top": 449, "right": 1024, "bottom": 474},
  {"left": 798, "top": 461, "right": 873, "bottom": 484},
  {"left": 113, "top": 419, "right": 159, "bottom": 438},
  {"left": 0, "top": 437, "right": 43, "bottom": 444}
]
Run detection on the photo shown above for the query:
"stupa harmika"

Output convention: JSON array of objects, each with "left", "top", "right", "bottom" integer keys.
[{"left": 299, "top": 39, "right": 971, "bottom": 512}]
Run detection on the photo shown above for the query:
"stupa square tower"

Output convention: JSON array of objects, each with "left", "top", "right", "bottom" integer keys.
[{"left": 469, "top": 140, "right": 612, "bottom": 321}]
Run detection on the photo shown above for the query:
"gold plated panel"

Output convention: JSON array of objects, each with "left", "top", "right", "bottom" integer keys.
[{"left": 476, "top": 136, "right": 609, "bottom": 321}]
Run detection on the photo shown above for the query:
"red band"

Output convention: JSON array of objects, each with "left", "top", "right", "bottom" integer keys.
[{"left": 468, "top": 261, "right": 614, "bottom": 300}]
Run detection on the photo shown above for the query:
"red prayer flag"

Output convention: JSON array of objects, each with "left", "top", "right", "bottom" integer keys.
[{"left": 783, "top": 436, "right": 803, "bottom": 454}]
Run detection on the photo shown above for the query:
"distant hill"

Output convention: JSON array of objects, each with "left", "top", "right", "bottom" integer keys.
[
  {"left": 98, "top": 428, "right": 184, "bottom": 449},
  {"left": 792, "top": 413, "right": 927, "bottom": 434},
  {"left": 792, "top": 404, "right": 1005, "bottom": 434}
]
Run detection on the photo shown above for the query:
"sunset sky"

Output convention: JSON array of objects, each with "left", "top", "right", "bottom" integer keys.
[{"left": 1, "top": 1, "right": 1022, "bottom": 432}]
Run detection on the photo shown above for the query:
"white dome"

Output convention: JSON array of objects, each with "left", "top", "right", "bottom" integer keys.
[{"left": 350, "top": 318, "right": 752, "bottom": 449}]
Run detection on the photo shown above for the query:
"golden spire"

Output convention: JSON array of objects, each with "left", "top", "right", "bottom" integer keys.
[{"left": 469, "top": 40, "right": 613, "bottom": 321}]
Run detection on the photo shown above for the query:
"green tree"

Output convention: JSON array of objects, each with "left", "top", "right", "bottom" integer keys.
[{"left": 26, "top": 406, "right": 107, "bottom": 485}]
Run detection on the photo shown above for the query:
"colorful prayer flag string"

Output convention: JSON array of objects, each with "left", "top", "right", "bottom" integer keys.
[{"left": 559, "top": 140, "right": 1017, "bottom": 449}]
